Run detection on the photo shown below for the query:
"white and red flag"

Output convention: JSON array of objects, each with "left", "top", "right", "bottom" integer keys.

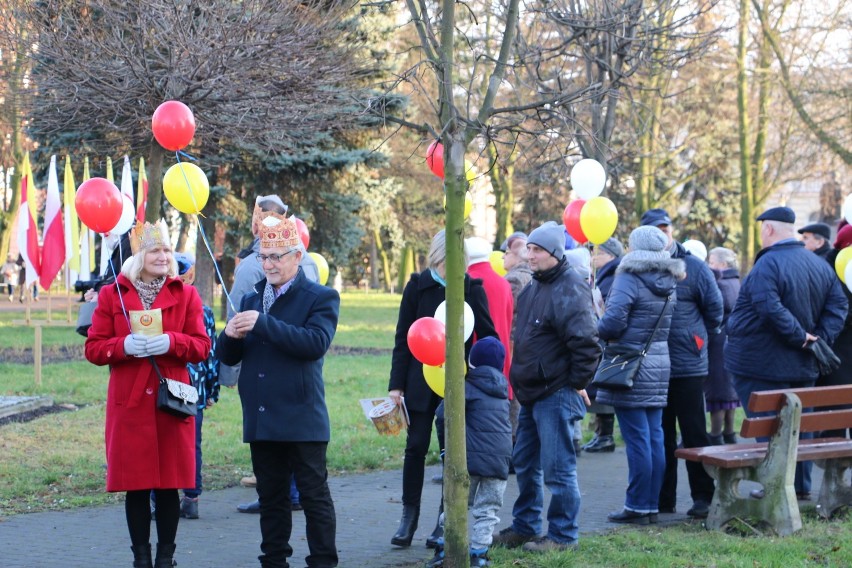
[
  {"left": 16, "top": 153, "right": 41, "bottom": 288},
  {"left": 40, "top": 155, "right": 66, "bottom": 290}
]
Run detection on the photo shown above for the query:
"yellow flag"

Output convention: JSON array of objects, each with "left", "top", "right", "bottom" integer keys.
[
  {"left": 136, "top": 157, "right": 147, "bottom": 222},
  {"left": 106, "top": 156, "right": 114, "bottom": 182},
  {"left": 63, "top": 156, "right": 80, "bottom": 272}
]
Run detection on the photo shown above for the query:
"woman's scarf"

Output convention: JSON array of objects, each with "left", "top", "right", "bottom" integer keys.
[{"left": 134, "top": 276, "right": 166, "bottom": 310}]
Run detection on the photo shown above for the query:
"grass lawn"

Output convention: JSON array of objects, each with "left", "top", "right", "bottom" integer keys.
[{"left": 2, "top": 291, "right": 851, "bottom": 566}]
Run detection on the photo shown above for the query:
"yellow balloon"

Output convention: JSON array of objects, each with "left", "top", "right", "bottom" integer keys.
[
  {"left": 465, "top": 160, "right": 476, "bottom": 184},
  {"left": 835, "top": 247, "right": 852, "bottom": 284},
  {"left": 163, "top": 163, "right": 209, "bottom": 214},
  {"left": 490, "top": 250, "right": 507, "bottom": 276},
  {"left": 308, "top": 252, "right": 329, "bottom": 285},
  {"left": 443, "top": 191, "right": 473, "bottom": 219},
  {"left": 579, "top": 196, "right": 618, "bottom": 245},
  {"left": 423, "top": 364, "right": 445, "bottom": 398}
]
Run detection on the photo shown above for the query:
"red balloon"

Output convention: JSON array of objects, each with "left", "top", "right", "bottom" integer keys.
[
  {"left": 407, "top": 317, "right": 446, "bottom": 366},
  {"left": 293, "top": 217, "right": 310, "bottom": 250},
  {"left": 75, "top": 178, "right": 123, "bottom": 233},
  {"left": 152, "top": 101, "right": 196, "bottom": 151},
  {"left": 426, "top": 140, "right": 445, "bottom": 179},
  {"left": 563, "top": 200, "right": 588, "bottom": 244}
]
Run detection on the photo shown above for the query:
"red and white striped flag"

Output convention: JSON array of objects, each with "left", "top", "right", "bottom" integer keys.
[
  {"left": 40, "top": 155, "right": 66, "bottom": 290},
  {"left": 16, "top": 153, "right": 41, "bottom": 288}
]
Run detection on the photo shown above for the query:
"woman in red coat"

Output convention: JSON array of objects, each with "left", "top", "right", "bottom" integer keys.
[{"left": 85, "top": 220, "right": 210, "bottom": 568}]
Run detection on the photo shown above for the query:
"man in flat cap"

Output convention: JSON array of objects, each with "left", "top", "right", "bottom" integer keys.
[
  {"left": 641, "top": 208, "right": 723, "bottom": 519},
  {"left": 725, "top": 206, "right": 847, "bottom": 499},
  {"left": 798, "top": 222, "right": 832, "bottom": 260}
]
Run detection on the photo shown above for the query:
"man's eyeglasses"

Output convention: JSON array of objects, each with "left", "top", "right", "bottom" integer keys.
[{"left": 256, "top": 250, "right": 296, "bottom": 263}]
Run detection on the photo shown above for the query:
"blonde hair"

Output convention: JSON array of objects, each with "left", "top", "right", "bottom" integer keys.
[
  {"left": 121, "top": 249, "right": 178, "bottom": 282},
  {"left": 427, "top": 230, "right": 469, "bottom": 270}
]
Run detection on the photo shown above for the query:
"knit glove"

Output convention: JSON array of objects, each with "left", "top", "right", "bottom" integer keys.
[
  {"left": 145, "top": 334, "right": 171, "bottom": 356},
  {"left": 123, "top": 334, "right": 148, "bottom": 357}
]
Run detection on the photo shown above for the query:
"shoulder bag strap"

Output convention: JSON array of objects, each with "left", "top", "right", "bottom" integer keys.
[
  {"left": 149, "top": 355, "right": 166, "bottom": 384},
  {"left": 641, "top": 295, "right": 671, "bottom": 355}
]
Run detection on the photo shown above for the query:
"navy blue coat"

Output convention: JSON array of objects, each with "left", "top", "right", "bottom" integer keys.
[
  {"left": 217, "top": 269, "right": 339, "bottom": 442},
  {"left": 705, "top": 268, "right": 740, "bottom": 403},
  {"left": 435, "top": 365, "right": 512, "bottom": 479},
  {"left": 595, "top": 256, "right": 621, "bottom": 301},
  {"left": 596, "top": 254, "right": 683, "bottom": 408},
  {"left": 725, "top": 240, "right": 848, "bottom": 382},
  {"left": 667, "top": 241, "right": 724, "bottom": 378},
  {"left": 389, "top": 270, "right": 496, "bottom": 414}
]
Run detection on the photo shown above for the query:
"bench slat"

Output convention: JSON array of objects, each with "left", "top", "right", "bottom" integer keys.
[
  {"left": 677, "top": 438, "right": 852, "bottom": 468},
  {"left": 748, "top": 385, "right": 852, "bottom": 413},
  {"left": 741, "top": 409, "right": 852, "bottom": 438}
]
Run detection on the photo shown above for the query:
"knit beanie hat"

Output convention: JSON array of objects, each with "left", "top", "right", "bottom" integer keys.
[
  {"left": 627, "top": 226, "right": 670, "bottom": 261},
  {"left": 597, "top": 238, "right": 624, "bottom": 259},
  {"left": 464, "top": 237, "right": 492, "bottom": 266},
  {"left": 527, "top": 221, "right": 565, "bottom": 260},
  {"left": 469, "top": 337, "right": 506, "bottom": 370}
]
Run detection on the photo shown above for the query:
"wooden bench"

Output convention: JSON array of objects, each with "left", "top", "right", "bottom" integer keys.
[{"left": 675, "top": 384, "right": 852, "bottom": 535}]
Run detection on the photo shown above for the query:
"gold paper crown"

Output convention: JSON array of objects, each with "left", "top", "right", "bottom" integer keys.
[
  {"left": 130, "top": 220, "right": 172, "bottom": 254},
  {"left": 259, "top": 212, "right": 301, "bottom": 250}
]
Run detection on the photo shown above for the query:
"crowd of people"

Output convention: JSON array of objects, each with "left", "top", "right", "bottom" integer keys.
[{"left": 79, "top": 197, "right": 850, "bottom": 568}]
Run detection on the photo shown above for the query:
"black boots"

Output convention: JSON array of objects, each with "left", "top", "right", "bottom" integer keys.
[
  {"left": 131, "top": 544, "right": 153, "bottom": 568},
  {"left": 583, "top": 414, "right": 616, "bottom": 452},
  {"left": 425, "top": 501, "right": 443, "bottom": 549},
  {"left": 391, "top": 505, "right": 419, "bottom": 547},
  {"left": 154, "top": 543, "right": 176, "bottom": 567}
]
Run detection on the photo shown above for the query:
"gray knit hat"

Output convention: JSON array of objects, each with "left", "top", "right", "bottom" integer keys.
[
  {"left": 527, "top": 221, "right": 565, "bottom": 260},
  {"left": 597, "top": 238, "right": 624, "bottom": 258},
  {"left": 627, "top": 226, "right": 670, "bottom": 261}
]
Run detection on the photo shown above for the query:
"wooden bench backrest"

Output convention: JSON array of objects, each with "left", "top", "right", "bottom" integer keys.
[{"left": 740, "top": 385, "right": 852, "bottom": 439}]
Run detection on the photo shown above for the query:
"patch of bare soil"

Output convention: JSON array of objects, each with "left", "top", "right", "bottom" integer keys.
[{"left": 0, "top": 404, "right": 79, "bottom": 427}]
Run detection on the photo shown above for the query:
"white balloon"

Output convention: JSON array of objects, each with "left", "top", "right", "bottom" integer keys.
[
  {"left": 845, "top": 262, "right": 852, "bottom": 294},
  {"left": 570, "top": 159, "right": 607, "bottom": 200},
  {"left": 109, "top": 195, "right": 135, "bottom": 235},
  {"left": 434, "top": 300, "right": 475, "bottom": 341},
  {"left": 843, "top": 194, "right": 852, "bottom": 225}
]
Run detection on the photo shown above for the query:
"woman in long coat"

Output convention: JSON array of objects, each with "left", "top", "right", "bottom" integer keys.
[
  {"left": 388, "top": 229, "right": 497, "bottom": 548},
  {"left": 85, "top": 220, "right": 210, "bottom": 568},
  {"left": 597, "top": 226, "right": 683, "bottom": 524}
]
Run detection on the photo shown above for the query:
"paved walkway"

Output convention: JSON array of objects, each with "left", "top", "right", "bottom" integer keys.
[{"left": 0, "top": 450, "right": 718, "bottom": 568}]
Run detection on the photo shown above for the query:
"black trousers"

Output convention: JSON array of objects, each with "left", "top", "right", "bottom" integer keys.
[
  {"left": 660, "top": 376, "right": 715, "bottom": 508},
  {"left": 251, "top": 441, "right": 337, "bottom": 568},
  {"left": 402, "top": 399, "right": 441, "bottom": 507}
]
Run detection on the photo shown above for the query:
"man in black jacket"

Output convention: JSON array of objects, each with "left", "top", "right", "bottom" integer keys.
[
  {"left": 641, "top": 209, "right": 724, "bottom": 519},
  {"left": 798, "top": 222, "right": 832, "bottom": 260},
  {"left": 493, "top": 221, "right": 601, "bottom": 553}
]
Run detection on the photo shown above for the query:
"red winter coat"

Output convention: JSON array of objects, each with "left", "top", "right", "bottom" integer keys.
[
  {"left": 468, "top": 262, "right": 514, "bottom": 383},
  {"left": 85, "top": 274, "right": 211, "bottom": 492}
]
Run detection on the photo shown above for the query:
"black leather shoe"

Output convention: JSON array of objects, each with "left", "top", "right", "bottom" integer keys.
[
  {"left": 391, "top": 505, "right": 419, "bottom": 547},
  {"left": 237, "top": 499, "right": 261, "bottom": 514},
  {"left": 687, "top": 501, "right": 710, "bottom": 519},
  {"left": 584, "top": 435, "right": 616, "bottom": 453},
  {"left": 608, "top": 509, "right": 650, "bottom": 525}
]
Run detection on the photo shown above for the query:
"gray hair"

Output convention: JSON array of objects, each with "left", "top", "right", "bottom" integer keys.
[
  {"left": 427, "top": 229, "right": 468, "bottom": 270},
  {"left": 121, "top": 250, "right": 178, "bottom": 282},
  {"left": 708, "top": 247, "right": 737, "bottom": 269}
]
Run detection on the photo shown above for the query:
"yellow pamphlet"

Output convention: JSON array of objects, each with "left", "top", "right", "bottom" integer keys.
[{"left": 129, "top": 308, "right": 164, "bottom": 337}]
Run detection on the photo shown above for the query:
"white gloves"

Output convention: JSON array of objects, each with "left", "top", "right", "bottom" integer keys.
[
  {"left": 124, "top": 334, "right": 148, "bottom": 357},
  {"left": 146, "top": 334, "right": 171, "bottom": 356}
]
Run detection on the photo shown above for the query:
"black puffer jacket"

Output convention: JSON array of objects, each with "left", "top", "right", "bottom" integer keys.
[
  {"left": 596, "top": 254, "right": 683, "bottom": 408},
  {"left": 668, "top": 241, "right": 724, "bottom": 378},
  {"left": 435, "top": 365, "right": 512, "bottom": 479},
  {"left": 510, "top": 259, "right": 602, "bottom": 405}
]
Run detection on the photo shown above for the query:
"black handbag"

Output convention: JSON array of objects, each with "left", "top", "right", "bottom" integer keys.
[
  {"left": 806, "top": 337, "right": 841, "bottom": 376},
  {"left": 150, "top": 357, "right": 198, "bottom": 418},
  {"left": 592, "top": 296, "right": 671, "bottom": 391}
]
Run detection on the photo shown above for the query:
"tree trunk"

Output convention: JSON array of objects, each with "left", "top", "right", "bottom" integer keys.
[
  {"left": 369, "top": 231, "right": 380, "bottom": 289},
  {"left": 373, "top": 227, "right": 392, "bottom": 291},
  {"left": 194, "top": 213, "right": 216, "bottom": 306},
  {"left": 397, "top": 243, "right": 413, "bottom": 293},
  {"left": 736, "top": 0, "right": 755, "bottom": 270},
  {"left": 487, "top": 140, "right": 515, "bottom": 246},
  {"left": 175, "top": 213, "right": 192, "bottom": 251},
  {"left": 0, "top": 44, "right": 26, "bottom": 262},
  {"left": 146, "top": 141, "right": 165, "bottom": 223}
]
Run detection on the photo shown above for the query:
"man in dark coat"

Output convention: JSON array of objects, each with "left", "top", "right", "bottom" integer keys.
[
  {"left": 726, "top": 207, "right": 847, "bottom": 498},
  {"left": 798, "top": 222, "right": 832, "bottom": 260},
  {"left": 494, "top": 221, "right": 601, "bottom": 553},
  {"left": 641, "top": 209, "right": 724, "bottom": 519},
  {"left": 218, "top": 212, "right": 340, "bottom": 568}
]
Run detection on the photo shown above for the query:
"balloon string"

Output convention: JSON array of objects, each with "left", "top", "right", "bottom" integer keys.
[
  {"left": 105, "top": 242, "right": 132, "bottom": 334},
  {"left": 177, "top": 150, "right": 198, "bottom": 162},
  {"left": 174, "top": 151, "right": 237, "bottom": 315}
]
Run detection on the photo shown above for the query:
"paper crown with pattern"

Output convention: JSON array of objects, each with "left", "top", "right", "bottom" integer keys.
[
  {"left": 130, "top": 219, "right": 172, "bottom": 254},
  {"left": 252, "top": 195, "right": 289, "bottom": 227},
  {"left": 259, "top": 213, "right": 301, "bottom": 249}
]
